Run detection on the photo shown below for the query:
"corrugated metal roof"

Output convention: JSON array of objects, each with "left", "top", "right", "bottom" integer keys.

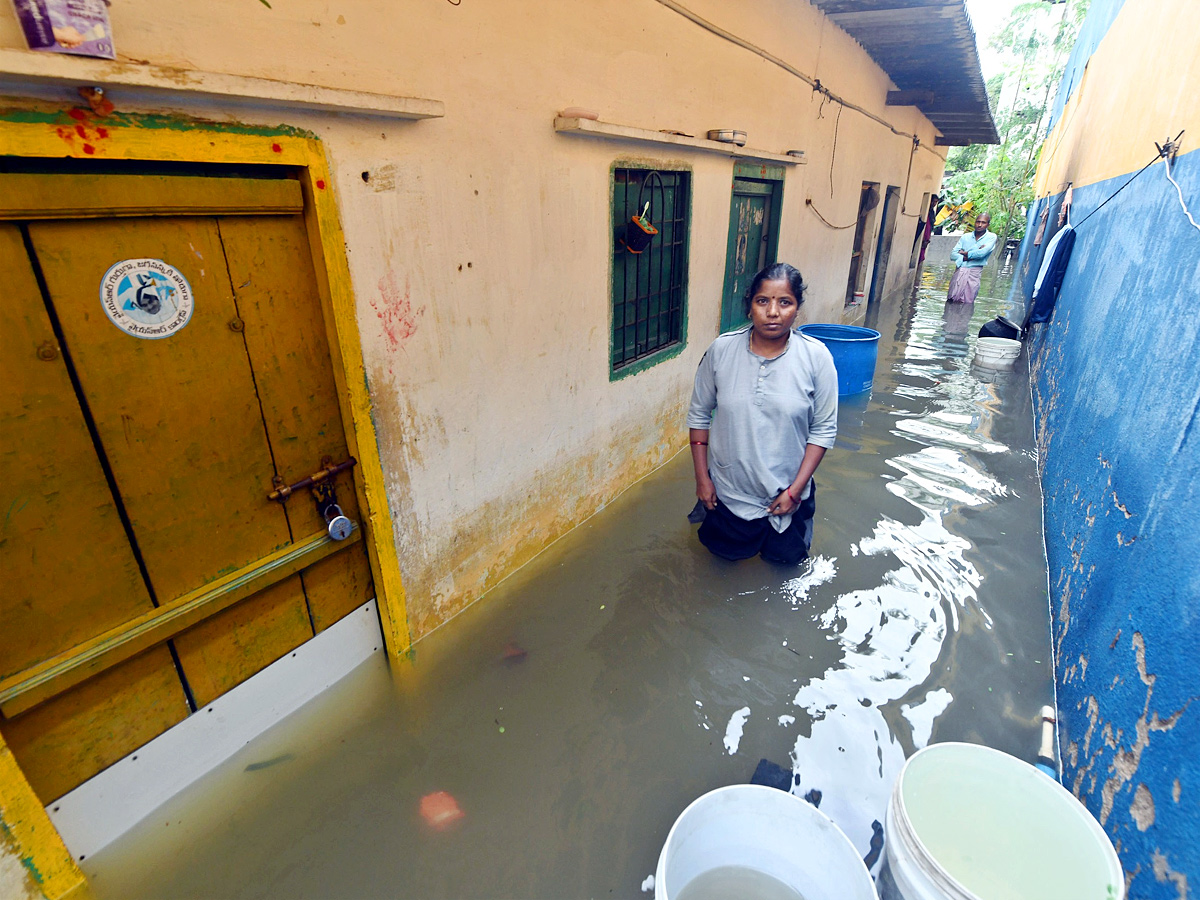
[{"left": 808, "top": 0, "right": 999, "bottom": 145}]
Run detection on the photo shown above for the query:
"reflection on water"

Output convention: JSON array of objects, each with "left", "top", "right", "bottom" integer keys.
[
  {"left": 86, "top": 258, "right": 1053, "bottom": 899},
  {"left": 787, "top": 260, "right": 1047, "bottom": 862}
]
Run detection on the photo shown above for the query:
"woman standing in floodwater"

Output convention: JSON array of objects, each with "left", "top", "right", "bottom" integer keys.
[{"left": 687, "top": 263, "right": 838, "bottom": 565}]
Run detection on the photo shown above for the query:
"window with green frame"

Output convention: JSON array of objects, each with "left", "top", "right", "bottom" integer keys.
[{"left": 610, "top": 167, "right": 690, "bottom": 375}]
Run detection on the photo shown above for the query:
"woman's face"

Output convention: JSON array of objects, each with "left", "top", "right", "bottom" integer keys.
[{"left": 749, "top": 278, "right": 800, "bottom": 339}]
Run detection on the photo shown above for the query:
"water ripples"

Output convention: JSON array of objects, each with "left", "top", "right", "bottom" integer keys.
[{"left": 783, "top": 265, "right": 1024, "bottom": 862}]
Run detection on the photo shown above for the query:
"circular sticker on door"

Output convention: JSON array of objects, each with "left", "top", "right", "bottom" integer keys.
[{"left": 100, "top": 259, "right": 194, "bottom": 339}]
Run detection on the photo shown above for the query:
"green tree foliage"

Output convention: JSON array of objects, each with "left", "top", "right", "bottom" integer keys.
[{"left": 945, "top": 0, "right": 1091, "bottom": 244}]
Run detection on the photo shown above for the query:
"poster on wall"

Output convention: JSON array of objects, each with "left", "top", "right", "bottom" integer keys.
[{"left": 11, "top": 0, "right": 115, "bottom": 60}]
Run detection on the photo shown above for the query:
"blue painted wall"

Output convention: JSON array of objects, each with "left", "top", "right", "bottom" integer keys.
[{"left": 1016, "top": 146, "right": 1200, "bottom": 896}]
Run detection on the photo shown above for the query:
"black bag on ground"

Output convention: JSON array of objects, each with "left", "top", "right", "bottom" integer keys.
[{"left": 979, "top": 316, "right": 1022, "bottom": 340}]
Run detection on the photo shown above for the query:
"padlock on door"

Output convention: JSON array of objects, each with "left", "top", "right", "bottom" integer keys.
[{"left": 323, "top": 503, "right": 354, "bottom": 541}]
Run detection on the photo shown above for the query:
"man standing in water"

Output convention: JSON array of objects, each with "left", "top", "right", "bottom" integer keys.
[{"left": 947, "top": 212, "right": 996, "bottom": 303}]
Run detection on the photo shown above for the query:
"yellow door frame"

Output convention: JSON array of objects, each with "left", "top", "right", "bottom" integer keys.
[{"left": 0, "top": 108, "right": 410, "bottom": 899}]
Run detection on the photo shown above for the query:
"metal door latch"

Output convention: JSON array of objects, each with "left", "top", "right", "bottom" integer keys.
[
  {"left": 268, "top": 458, "right": 359, "bottom": 541},
  {"left": 268, "top": 457, "right": 357, "bottom": 501}
]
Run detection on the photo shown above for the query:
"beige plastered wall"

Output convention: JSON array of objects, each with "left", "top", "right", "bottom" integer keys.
[
  {"left": 0, "top": 0, "right": 946, "bottom": 641},
  {"left": 0, "top": 842, "right": 38, "bottom": 900}
]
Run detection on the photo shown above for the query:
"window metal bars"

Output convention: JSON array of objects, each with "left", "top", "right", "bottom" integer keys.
[{"left": 612, "top": 169, "right": 689, "bottom": 370}]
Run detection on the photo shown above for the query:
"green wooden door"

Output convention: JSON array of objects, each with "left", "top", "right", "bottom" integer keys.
[{"left": 720, "top": 171, "right": 781, "bottom": 333}]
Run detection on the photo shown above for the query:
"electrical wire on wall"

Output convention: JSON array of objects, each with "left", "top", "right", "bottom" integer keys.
[
  {"left": 1161, "top": 135, "right": 1200, "bottom": 233},
  {"left": 805, "top": 198, "right": 858, "bottom": 230},
  {"left": 829, "top": 101, "right": 843, "bottom": 199},
  {"left": 650, "top": 0, "right": 944, "bottom": 160}
]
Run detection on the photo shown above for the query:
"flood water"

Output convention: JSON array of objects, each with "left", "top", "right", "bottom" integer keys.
[{"left": 85, "top": 254, "right": 1053, "bottom": 899}]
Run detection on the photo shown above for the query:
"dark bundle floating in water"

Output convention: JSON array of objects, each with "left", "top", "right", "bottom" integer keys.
[{"left": 979, "top": 316, "right": 1022, "bottom": 340}]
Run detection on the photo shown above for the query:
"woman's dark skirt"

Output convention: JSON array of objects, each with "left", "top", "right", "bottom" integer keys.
[{"left": 697, "top": 482, "right": 817, "bottom": 565}]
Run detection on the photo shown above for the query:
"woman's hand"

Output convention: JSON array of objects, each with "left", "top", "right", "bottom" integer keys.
[
  {"left": 768, "top": 488, "right": 797, "bottom": 516},
  {"left": 690, "top": 428, "right": 718, "bottom": 510}
]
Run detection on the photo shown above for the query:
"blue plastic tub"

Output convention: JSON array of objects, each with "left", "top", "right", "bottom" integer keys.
[{"left": 799, "top": 324, "right": 881, "bottom": 395}]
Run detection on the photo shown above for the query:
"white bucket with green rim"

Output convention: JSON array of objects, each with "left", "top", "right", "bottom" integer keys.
[{"left": 880, "top": 742, "right": 1123, "bottom": 900}]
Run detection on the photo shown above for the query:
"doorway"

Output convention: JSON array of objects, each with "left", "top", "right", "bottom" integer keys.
[
  {"left": 867, "top": 185, "right": 902, "bottom": 305},
  {"left": 0, "top": 171, "right": 375, "bottom": 803},
  {"left": 844, "top": 181, "right": 880, "bottom": 306},
  {"left": 909, "top": 191, "right": 933, "bottom": 269},
  {"left": 720, "top": 163, "right": 783, "bottom": 332}
]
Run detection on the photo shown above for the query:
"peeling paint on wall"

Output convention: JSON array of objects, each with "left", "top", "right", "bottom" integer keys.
[
  {"left": 1152, "top": 850, "right": 1188, "bottom": 899},
  {"left": 0, "top": 818, "right": 42, "bottom": 900},
  {"left": 1131, "top": 783, "right": 1156, "bottom": 832},
  {"left": 1023, "top": 141, "right": 1200, "bottom": 896},
  {"left": 0, "top": 848, "right": 38, "bottom": 900}
]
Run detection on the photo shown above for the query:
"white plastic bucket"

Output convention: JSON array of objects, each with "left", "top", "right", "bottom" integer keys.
[
  {"left": 655, "top": 784, "right": 875, "bottom": 900},
  {"left": 881, "top": 742, "right": 1124, "bottom": 900},
  {"left": 973, "top": 337, "right": 1021, "bottom": 369}
]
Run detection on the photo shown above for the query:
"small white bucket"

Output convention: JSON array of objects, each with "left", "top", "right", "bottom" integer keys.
[
  {"left": 973, "top": 337, "right": 1021, "bottom": 369},
  {"left": 655, "top": 784, "right": 875, "bottom": 900},
  {"left": 881, "top": 742, "right": 1124, "bottom": 900}
]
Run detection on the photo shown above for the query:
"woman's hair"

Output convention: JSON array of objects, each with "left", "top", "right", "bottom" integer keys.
[{"left": 742, "top": 263, "right": 807, "bottom": 317}]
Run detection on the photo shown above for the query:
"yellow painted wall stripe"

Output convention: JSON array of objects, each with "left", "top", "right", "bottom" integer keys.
[{"left": 1035, "top": 0, "right": 1200, "bottom": 197}]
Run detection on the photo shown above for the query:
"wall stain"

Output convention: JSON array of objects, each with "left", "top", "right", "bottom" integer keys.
[
  {"left": 370, "top": 271, "right": 425, "bottom": 360},
  {"left": 396, "top": 400, "right": 682, "bottom": 641}
]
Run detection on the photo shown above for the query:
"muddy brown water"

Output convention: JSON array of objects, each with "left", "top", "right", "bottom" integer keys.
[{"left": 85, "top": 256, "right": 1053, "bottom": 899}]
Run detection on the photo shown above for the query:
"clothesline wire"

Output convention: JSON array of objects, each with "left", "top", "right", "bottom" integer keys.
[{"left": 1072, "top": 151, "right": 1162, "bottom": 229}]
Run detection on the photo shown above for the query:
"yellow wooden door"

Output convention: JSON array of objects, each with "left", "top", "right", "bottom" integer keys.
[
  {"left": 0, "top": 174, "right": 373, "bottom": 802},
  {"left": 26, "top": 215, "right": 316, "bottom": 710},
  {"left": 0, "top": 222, "right": 192, "bottom": 802},
  {"left": 216, "top": 215, "right": 374, "bottom": 633}
]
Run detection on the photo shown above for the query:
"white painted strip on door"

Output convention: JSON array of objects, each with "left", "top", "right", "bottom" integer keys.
[{"left": 46, "top": 600, "right": 383, "bottom": 861}]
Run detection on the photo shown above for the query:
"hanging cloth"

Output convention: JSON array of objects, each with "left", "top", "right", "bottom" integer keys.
[
  {"left": 1033, "top": 203, "right": 1050, "bottom": 246},
  {"left": 1026, "top": 225, "right": 1076, "bottom": 326},
  {"left": 1057, "top": 185, "right": 1075, "bottom": 227}
]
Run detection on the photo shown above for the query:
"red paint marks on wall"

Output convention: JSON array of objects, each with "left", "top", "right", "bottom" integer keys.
[
  {"left": 370, "top": 271, "right": 425, "bottom": 355},
  {"left": 315, "top": 179, "right": 326, "bottom": 190},
  {"left": 271, "top": 142, "right": 283, "bottom": 153},
  {"left": 53, "top": 111, "right": 111, "bottom": 156}
]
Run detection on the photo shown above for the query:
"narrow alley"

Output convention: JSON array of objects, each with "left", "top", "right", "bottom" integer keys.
[{"left": 82, "top": 255, "right": 1055, "bottom": 899}]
